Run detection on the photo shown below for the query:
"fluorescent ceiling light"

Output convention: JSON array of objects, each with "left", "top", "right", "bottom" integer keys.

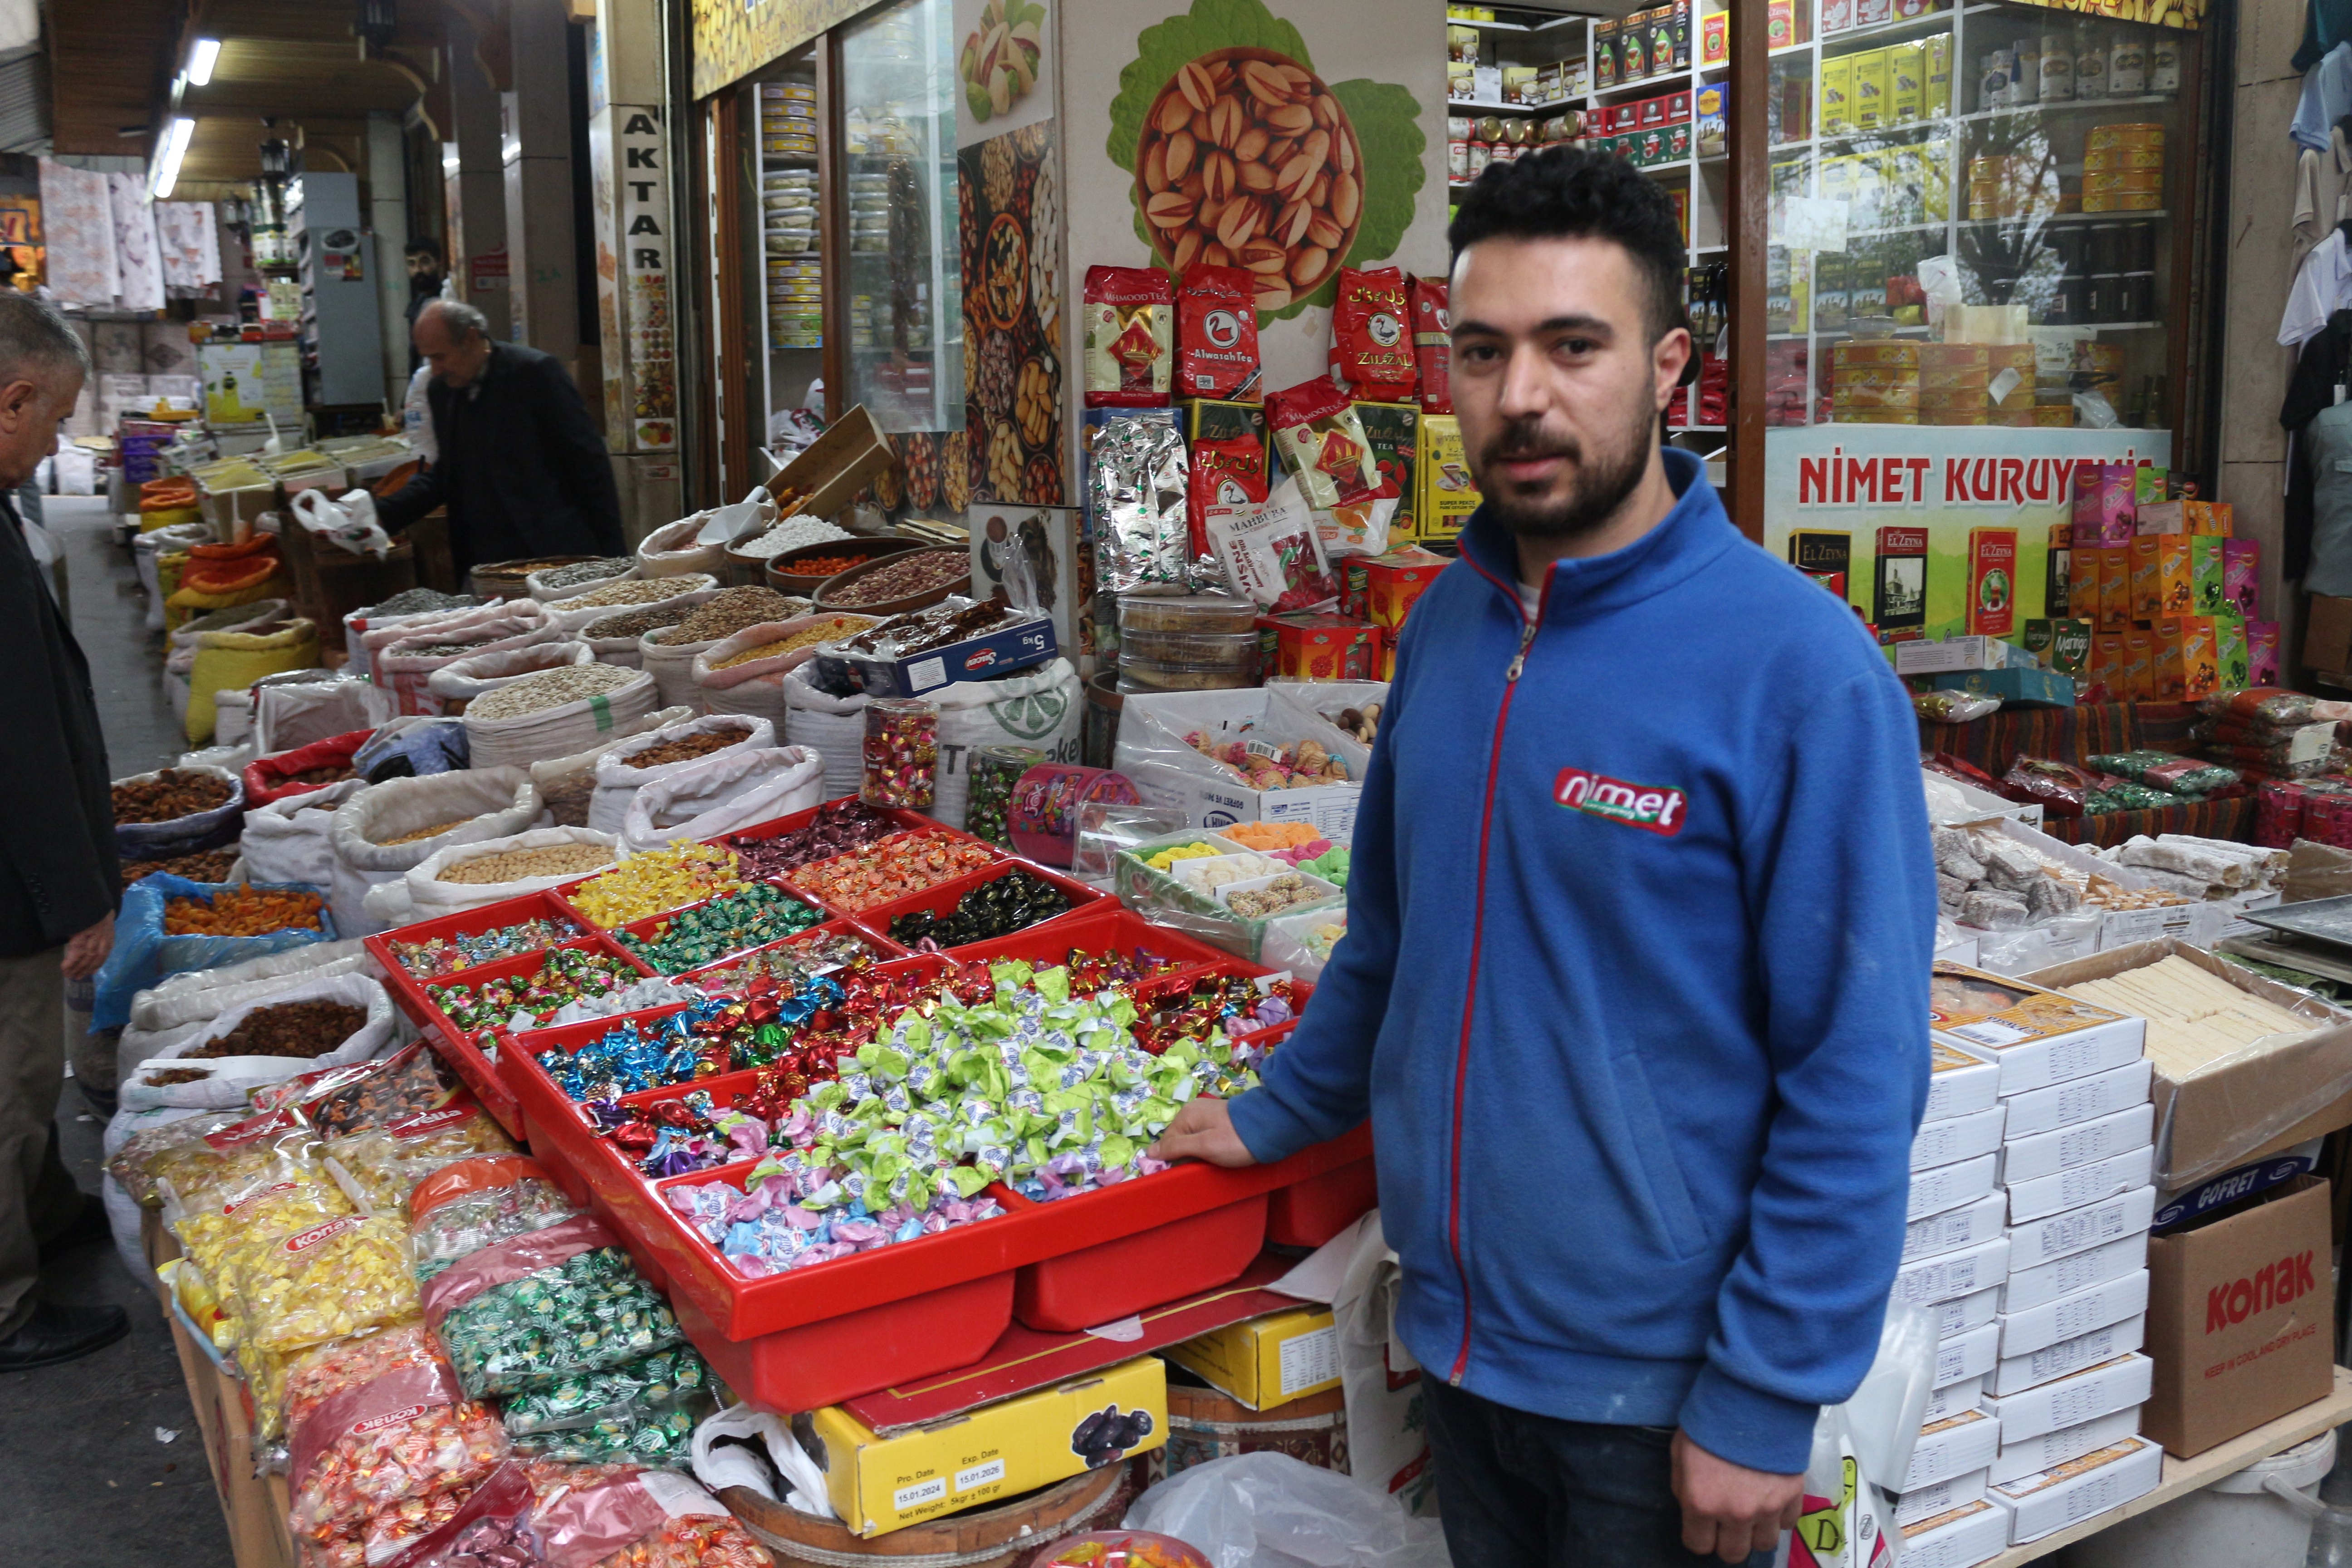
[
  {"left": 187, "top": 38, "right": 220, "bottom": 87},
  {"left": 152, "top": 116, "right": 196, "bottom": 199}
]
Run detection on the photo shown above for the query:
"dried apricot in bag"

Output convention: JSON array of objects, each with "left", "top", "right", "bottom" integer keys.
[
  {"left": 1083, "top": 265, "right": 1173, "bottom": 408},
  {"left": 1176, "top": 263, "right": 1263, "bottom": 402},
  {"left": 1332, "top": 266, "right": 1416, "bottom": 402},
  {"left": 1410, "top": 275, "right": 1453, "bottom": 414},
  {"left": 1266, "top": 377, "right": 1380, "bottom": 510}
]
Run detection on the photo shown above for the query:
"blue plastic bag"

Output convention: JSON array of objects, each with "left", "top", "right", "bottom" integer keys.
[
  {"left": 92, "top": 874, "right": 337, "bottom": 1031},
  {"left": 353, "top": 717, "right": 470, "bottom": 780}
]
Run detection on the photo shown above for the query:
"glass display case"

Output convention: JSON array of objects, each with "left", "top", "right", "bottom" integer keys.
[
  {"left": 1759, "top": 0, "right": 2193, "bottom": 433},
  {"left": 838, "top": 0, "right": 965, "bottom": 436}
]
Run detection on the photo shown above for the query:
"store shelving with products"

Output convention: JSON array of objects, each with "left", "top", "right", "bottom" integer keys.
[
  {"left": 1443, "top": 1, "right": 1732, "bottom": 448},
  {"left": 752, "top": 61, "right": 826, "bottom": 459},
  {"left": 1755, "top": 0, "right": 2190, "bottom": 431}
]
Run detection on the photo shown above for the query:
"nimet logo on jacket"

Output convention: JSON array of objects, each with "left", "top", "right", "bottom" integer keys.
[{"left": 1553, "top": 766, "right": 1688, "bottom": 836}]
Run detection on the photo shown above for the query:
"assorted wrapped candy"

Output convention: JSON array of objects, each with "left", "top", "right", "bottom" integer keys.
[
  {"left": 107, "top": 1107, "right": 248, "bottom": 1208},
  {"left": 143, "top": 1105, "right": 323, "bottom": 1211},
  {"left": 538, "top": 973, "right": 848, "bottom": 1102},
  {"left": 421, "top": 1213, "right": 681, "bottom": 1400},
  {"left": 394, "top": 1460, "right": 772, "bottom": 1568},
  {"left": 230, "top": 1211, "right": 420, "bottom": 1358},
  {"left": 785, "top": 830, "right": 998, "bottom": 913},
  {"left": 501, "top": 1347, "right": 717, "bottom": 1466},
  {"left": 887, "top": 869, "right": 1073, "bottom": 951},
  {"left": 172, "top": 1175, "right": 353, "bottom": 1351},
  {"left": 663, "top": 957, "right": 1272, "bottom": 1276},
  {"left": 325, "top": 1102, "right": 518, "bottom": 1216},
  {"left": 621, "top": 884, "right": 823, "bottom": 975},
  {"left": 283, "top": 1325, "right": 509, "bottom": 1568},
  {"left": 570, "top": 842, "right": 745, "bottom": 927},
  {"left": 427, "top": 947, "right": 649, "bottom": 1043},
  {"left": 311, "top": 1042, "right": 464, "bottom": 1138},
  {"left": 860, "top": 698, "right": 940, "bottom": 809},
  {"left": 389, "top": 916, "right": 587, "bottom": 979},
  {"left": 726, "top": 799, "right": 904, "bottom": 880},
  {"left": 409, "top": 1157, "right": 586, "bottom": 1284},
  {"left": 1137, "top": 971, "right": 1299, "bottom": 1053}
]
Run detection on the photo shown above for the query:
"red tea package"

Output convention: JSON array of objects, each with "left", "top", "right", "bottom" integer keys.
[
  {"left": 1267, "top": 377, "right": 1381, "bottom": 510},
  {"left": 1083, "top": 265, "right": 1173, "bottom": 408},
  {"left": 1409, "top": 275, "right": 1451, "bottom": 414},
  {"left": 1176, "top": 264, "right": 1263, "bottom": 402},
  {"left": 1332, "top": 266, "right": 1417, "bottom": 402},
  {"left": 1187, "top": 462, "right": 1268, "bottom": 562}
]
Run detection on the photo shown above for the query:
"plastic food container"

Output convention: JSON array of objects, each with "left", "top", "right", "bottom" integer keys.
[
  {"left": 1116, "top": 654, "right": 1262, "bottom": 694},
  {"left": 1116, "top": 593, "right": 1261, "bottom": 635},
  {"left": 1116, "top": 627, "right": 1260, "bottom": 667},
  {"left": 765, "top": 230, "right": 818, "bottom": 255},
  {"left": 1007, "top": 765, "right": 1143, "bottom": 867}
]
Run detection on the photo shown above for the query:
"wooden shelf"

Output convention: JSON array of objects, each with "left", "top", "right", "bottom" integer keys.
[{"left": 1982, "top": 1367, "right": 2352, "bottom": 1568}]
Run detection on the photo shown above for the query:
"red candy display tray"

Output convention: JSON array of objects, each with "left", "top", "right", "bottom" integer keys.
[{"left": 369, "top": 794, "right": 1376, "bottom": 1412}]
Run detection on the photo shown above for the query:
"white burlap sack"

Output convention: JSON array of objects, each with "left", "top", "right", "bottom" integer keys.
[
  {"left": 925, "top": 659, "right": 1084, "bottom": 833},
  {"left": 426, "top": 641, "right": 594, "bottom": 710},
  {"left": 528, "top": 706, "right": 695, "bottom": 827},
  {"left": 462, "top": 666, "right": 660, "bottom": 769},
  {"left": 617, "top": 746, "right": 826, "bottom": 855},
  {"left": 546, "top": 574, "right": 717, "bottom": 634},
  {"left": 526, "top": 560, "right": 637, "bottom": 602},
  {"left": 240, "top": 778, "right": 367, "bottom": 888},
  {"left": 636, "top": 514, "right": 729, "bottom": 578},
  {"left": 117, "top": 973, "right": 401, "bottom": 1112},
  {"left": 782, "top": 663, "right": 870, "bottom": 801},
  {"left": 691, "top": 617, "right": 853, "bottom": 726},
  {"left": 642, "top": 630, "right": 719, "bottom": 715},
  {"left": 587, "top": 715, "right": 775, "bottom": 834},
  {"left": 329, "top": 768, "right": 546, "bottom": 937},
  {"left": 401, "top": 827, "right": 619, "bottom": 919}
]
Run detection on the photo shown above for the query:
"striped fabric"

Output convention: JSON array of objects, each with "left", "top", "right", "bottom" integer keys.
[{"left": 1920, "top": 699, "right": 2249, "bottom": 847}]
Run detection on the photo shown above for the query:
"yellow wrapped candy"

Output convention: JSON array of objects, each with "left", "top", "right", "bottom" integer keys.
[
  {"left": 324, "top": 1103, "right": 516, "bottom": 1216},
  {"left": 173, "top": 1178, "right": 353, "bottom": 1351},
  {"left": 229, "top": 1213, "right": 418, "bottom": 1357},
  {"left": 568, "top": 841, "right": 743, "bottom": 927}
]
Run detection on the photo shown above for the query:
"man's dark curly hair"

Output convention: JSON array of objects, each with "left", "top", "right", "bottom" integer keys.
[{"left": 1446, "top": 147, "right": 1688, "bottom": 345}]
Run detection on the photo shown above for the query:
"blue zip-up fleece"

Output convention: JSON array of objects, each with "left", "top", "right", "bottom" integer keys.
[{"left": 1228, "top": 447, "right": 1937, "bottom": 1475}]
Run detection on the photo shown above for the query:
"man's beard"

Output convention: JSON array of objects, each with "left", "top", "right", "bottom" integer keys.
[{"left": 1474, "top": 405, "right": 1653, "bottom": 542}]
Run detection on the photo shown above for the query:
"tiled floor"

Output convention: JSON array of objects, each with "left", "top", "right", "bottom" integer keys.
[{"left": 0, "top": 497, "right": 233, "bottom": 1566}]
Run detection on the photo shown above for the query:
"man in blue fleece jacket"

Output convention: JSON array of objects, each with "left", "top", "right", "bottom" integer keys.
[{"left": 1152, "top": 149, "right": 1936, "bottom": 1564}]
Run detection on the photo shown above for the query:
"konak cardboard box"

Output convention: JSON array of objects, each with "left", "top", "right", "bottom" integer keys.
[
  {"left": 1161, "top": 1304, "right": 1341, "bottom": 1410},
  {"left": 2141, "top": 1175, "right": 2336, "bottom": 1456},
  {"left": 809, "top": 1356, "right": 1167, "bottom": 1535}
]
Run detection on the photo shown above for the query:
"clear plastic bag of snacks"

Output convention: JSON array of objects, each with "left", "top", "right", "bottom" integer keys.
[
  {"left": 284, "top": 1324, "right": 510, "bottom": 1568},
  {"left": 230, "top": 1211, "right": 420, "bottom": 1357},
  {"left": 407, "top": 1156, "right": 584, "bottom": 1284},
  {"left": 171, "top": 1176, "right": 354, "bottom": 1351},
  {"left": 146, "top": 1105, "right": 324, "bottom": 1211},
  {"left": 108, "top": 1107, "right": 250, "bottom": 1207},
  {"left": 325, "top": 1100, "right": 517, "bottom": 1216},
  {"left": 311, "top": 1040, "right": 464, "bottom": 1138},
  {"left": 419, "top": 1213, "right": 681, "bottom": 1399},
  {"left": 502, "top": 1347, "right": 720, "bottom": 1469}
]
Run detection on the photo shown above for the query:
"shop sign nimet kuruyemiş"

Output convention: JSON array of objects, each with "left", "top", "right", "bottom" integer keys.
[{"left": 1764, "top": 424, "right": 2169, "bottom": 638}]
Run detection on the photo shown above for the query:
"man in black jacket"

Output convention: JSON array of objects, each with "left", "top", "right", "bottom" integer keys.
[
  {"left": 377, "top": 299, "right": 625, "bottom": 575},
  {"left": 0, "top": 294, "right": 127, "bottom": 1371}
]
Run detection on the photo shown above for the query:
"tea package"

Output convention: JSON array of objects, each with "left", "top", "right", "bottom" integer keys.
[
  {"left": 1267, "top": 378, "right": 1382, "bottom": 510},
  {"left": 1090, "top": 416, "right": 1194, "bottom": 591},
  {"left": 1176, "top": 264, "right": 1263, "bottom": 402},
  {"left": 1332, "top": 266, "right": 1417, "bottom": 402},
  {"left": 1084, "top": 265, "right": 1174, "bottom": 408}
]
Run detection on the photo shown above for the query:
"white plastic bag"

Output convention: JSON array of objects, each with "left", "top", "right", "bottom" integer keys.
[
  {"left": 617, "top": 745, "right": 825, "bottom": 854},
  {"left": 290, "top": 487, "right": 394, "bottom": 560},
  {"left": 926, "top": 659, "right": 1083, "bottom": 833},
  {"left": 691, "top": 1404, "right": 834, "bottom": 1518},
  {"left": 117, "top": 973, "right": 401, "bottom": 1112},
  {"left": 329, "top": 768, "right": 546, "bottom": 938},
  {"left": 528, "top": 706, "right": 695, "bottom": 828},
  {"left": 462, "top": 664, "right": 660, "bottom": 768},
  {"left": 252, "top": 674, "right": 393, "bottom": 755},
  {"left": 240, "top": 778, "right": 366, "bottom": 888},
  {"left": 403, "top": 826, "right": 618, "bottom": 918},
  {"left": 1123, "top": 1453, "right": 1451, "bottom": 1568},
  {"left": 782, "top": 664, "right": 870, "bottom": 801},
  {"left": 425, "top": 640, "right": 594, "bottom": 709},
  {"left": 1264, "top": 679, "right": 1382, "bottom": 783},
  {"left": 588, "top": 714, "right": 774, "bottom": 834}
]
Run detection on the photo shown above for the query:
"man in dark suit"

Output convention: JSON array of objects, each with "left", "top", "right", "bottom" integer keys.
[
  {"left": 0, "top": 294, "right": 127, "bottom": 1371},
  {"left": 377, "top": 299, "right": 625, "bottom": 575}
]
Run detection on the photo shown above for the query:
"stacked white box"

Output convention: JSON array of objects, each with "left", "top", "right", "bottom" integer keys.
[{"left": 1914, "top": 966, "right": 2160, "bottom": 1547}]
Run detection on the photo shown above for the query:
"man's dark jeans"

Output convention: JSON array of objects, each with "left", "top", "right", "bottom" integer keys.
[{"left": 1422, "top": 1379, "right": 1779, "bottom": 1568}]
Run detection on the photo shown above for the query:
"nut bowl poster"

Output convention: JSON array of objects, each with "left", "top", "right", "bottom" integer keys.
[
  {"left": 1763, "top": 424, "right": 2170, "bottom": 640},
  {"left": 1061, "top": 0, "right": 1449, "bottom": 391}
]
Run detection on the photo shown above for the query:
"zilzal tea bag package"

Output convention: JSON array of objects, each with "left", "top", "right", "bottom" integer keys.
[
  {"left": 1332, "top": 266, "right": 1418, "bottom": 402},
  {"left": 1083, "top": 265, "right": 1174, "bottom": 407}
]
